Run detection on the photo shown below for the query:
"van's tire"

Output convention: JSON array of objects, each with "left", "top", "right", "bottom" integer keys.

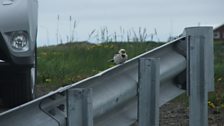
[{"left": 0, "top": 67, "right": 35, "bottom": 108}]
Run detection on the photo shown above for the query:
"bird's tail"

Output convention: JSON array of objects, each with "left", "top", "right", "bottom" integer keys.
[{"left": 108, "top": 59, "right": 114, "bottom": 63}]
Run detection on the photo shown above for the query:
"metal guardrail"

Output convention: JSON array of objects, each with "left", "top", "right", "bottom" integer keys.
[{"left": 0, "top": 27, "right": 214, "bottom": 126}]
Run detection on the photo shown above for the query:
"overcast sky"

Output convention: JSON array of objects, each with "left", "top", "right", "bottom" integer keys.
[{"left": 37, "top": 0, "right": 224, "bottom": 46}]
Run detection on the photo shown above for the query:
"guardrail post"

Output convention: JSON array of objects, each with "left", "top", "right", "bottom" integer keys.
[
  {"left": 186, "top": 27, "right": 214, "bottom": 126},
  {"left": 138, "top": 58, "right": 160, "bottom": 126},
  {"left": 66, "top": 88, "right": 93, "bottom": 126}
]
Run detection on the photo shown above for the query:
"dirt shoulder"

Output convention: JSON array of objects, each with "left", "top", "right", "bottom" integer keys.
[{"left": 160, "top": 101, "right": 224, "bottom": 126}]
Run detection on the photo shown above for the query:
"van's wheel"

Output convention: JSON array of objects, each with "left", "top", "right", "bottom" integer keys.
[{"left": 0, "top": 67, "right": 35, "bottom": 108}]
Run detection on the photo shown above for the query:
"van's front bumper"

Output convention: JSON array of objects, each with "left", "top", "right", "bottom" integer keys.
[{"left": 0, "top": 0, "right": 38, "bottom": 65}]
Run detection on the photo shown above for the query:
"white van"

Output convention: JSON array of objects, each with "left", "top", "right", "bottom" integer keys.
[{"left": 0, "top": 0, "right": 38, "bottom": 107}]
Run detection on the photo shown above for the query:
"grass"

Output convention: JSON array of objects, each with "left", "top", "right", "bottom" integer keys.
[
  {"left": 37, "top": 40, "right": 224, "bottom": 112},
  {"left": 37, "top": 41, "right": 162, "bottom": 89},
  {"left": 209, "top": 41, "right": 224, "bottom": 112}
]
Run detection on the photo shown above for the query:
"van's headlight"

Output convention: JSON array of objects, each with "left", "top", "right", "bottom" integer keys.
[{"left": 10, "top": 31, "right": 29, "bottom": 52}]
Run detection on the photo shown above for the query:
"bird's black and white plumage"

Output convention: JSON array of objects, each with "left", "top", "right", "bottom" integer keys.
[{"left": 110, "top": 49, "right": 128, "bottom": 64}]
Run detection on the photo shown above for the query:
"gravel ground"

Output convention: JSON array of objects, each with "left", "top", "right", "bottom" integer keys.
[{"left": 160, "top": 101, "right": 224, "bottom": 126}]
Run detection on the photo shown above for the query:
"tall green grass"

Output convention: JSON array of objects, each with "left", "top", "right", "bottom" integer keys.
[
  {"left": 214, "top": 42, "right": 224, "bottom": 78},
  {"left": 52, "top": 15, "right": 160, "bottom": 44},
  {"left": 209, "top": 41, "right": 224, "bottom": 112},
  {"left": 37, "top": 42, "right": 162, "bottom": 89}
]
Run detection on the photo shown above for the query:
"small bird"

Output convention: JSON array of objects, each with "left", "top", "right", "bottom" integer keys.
[{"left": 109, "top": 49, "right": 128, "bottom": 64}]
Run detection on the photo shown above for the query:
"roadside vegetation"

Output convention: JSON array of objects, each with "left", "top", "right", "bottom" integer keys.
[
  {"left": 208, "top": 41, "right": 224, "bottom": 114},
  {"left": 37, "top": 41, "right": 162, "bottom": 90},
  {"left": 36, "top": 40, "right": 224, "bottom": 121}
]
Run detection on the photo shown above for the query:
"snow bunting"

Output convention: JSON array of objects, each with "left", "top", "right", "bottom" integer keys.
[{"left": 110, "top": 49, "right": 128, "bottom": 64}]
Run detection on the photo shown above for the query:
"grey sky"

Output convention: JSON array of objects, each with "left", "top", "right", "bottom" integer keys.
[{"left": 37, "top": 0, "right": 224, "bottom": 46}]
